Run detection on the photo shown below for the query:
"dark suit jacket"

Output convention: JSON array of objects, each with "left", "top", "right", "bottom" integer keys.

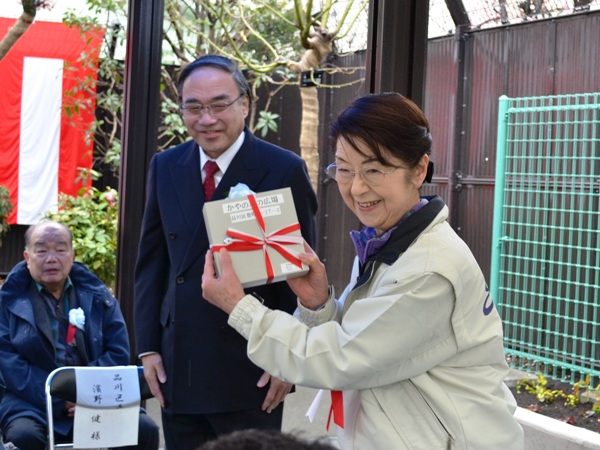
[{"left": 134, "top": 129, "right": 317, "bottom": 414}]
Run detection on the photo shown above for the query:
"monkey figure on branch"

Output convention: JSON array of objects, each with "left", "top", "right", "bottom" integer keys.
[{"left": 290, "top": 26, "right": 334, "bottom": 73}]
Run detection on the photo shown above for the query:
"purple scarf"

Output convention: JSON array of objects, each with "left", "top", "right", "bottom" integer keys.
[{"left": 350, "top": 198, "right": 429, "bottom": 265}]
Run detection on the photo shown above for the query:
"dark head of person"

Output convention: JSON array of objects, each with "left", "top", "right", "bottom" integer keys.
[
  {"left": 177, "top": 54, "right": 252, "bottom": 108},
  {"left": 197, "top": 429, "right": 337, "bottom": 450},
  {"left": 330, "top": 92, "right": 434, "bottom": 182}
]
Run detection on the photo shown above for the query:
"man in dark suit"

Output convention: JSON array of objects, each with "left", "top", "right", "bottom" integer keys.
[{"left": 134, "top": 55, "right": 318, "bottom": 449}]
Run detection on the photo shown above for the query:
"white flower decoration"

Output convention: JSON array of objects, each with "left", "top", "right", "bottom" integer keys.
[
  {"left": 228, "top": 183, "right": 255, "bottom": 198},
  {"left": 68, "top": 307, "right": 85, "bottom": 330}
]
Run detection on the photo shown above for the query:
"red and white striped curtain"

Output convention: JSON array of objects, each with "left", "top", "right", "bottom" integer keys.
[{"left": 0, "top": 18, "right": 104, "bottom": 224}]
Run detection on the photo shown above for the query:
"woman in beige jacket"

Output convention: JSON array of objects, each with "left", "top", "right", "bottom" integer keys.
[{"left": 202, "top": 93, "right": 524, "bottom": 450}]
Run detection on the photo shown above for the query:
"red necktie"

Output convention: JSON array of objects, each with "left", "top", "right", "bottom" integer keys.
[{"left": 203, "top": 160, "right": 219, "bottom": 200}]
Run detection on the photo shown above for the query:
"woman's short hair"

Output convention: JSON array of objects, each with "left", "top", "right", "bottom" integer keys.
[{"left": 330, "top": 92, "right": 432, "bottom": 168}]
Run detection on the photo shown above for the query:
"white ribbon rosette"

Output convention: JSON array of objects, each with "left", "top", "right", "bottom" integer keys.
[
  {"left": 227, "top": 182, "right": 255, "bottom": 198},
  {"left": 68, "top": 307, "right": 86, "bottom": 330}
]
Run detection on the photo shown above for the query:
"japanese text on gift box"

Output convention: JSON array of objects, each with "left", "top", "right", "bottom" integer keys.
[{"left": 223, "top": 193, "right": 284, "bottom": 223}]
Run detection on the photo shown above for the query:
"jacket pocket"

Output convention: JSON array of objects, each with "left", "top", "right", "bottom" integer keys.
[{"left": 371, "top": 381, "right": 453, "bottom": 449}]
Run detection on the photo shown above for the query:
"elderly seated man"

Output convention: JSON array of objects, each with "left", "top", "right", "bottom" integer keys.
[{"left": 0, "top": 220, "right": 159, "bottom": 450}]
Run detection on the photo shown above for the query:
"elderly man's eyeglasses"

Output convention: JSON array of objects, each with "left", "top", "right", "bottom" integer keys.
[
  {"left": 325, "top": 163, "right": 402, "bottom": 185},
  {"left": 180, "top": 94, "right": 244, "bottom": 117}
]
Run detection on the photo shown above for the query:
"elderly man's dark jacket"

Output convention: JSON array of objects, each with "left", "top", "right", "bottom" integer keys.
[{"left": 0, "top": 261, "right": 130, "bottom": 435}]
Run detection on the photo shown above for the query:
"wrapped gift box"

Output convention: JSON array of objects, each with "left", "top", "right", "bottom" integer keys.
[{"left": 203, "top": 187, "right": 308, "bottom": 288}]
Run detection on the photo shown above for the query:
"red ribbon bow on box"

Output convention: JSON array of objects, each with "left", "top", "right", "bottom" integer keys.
[{"left": 211, "top": 194, "right": 304, "bottom": 284}]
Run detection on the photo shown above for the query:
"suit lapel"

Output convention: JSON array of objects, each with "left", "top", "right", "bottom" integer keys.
[
  {"left": 215, "top": 131, "right": 270, "bottom": 196},
  {"left": 170, "top": 141, "right": 204, "bottom": 233}
]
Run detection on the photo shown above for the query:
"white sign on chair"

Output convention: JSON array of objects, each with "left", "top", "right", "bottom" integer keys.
[{"left": 73, "top": 366, "right": 141, "bottom": 449}]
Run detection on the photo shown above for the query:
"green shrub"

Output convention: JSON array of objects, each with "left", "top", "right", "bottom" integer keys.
[
  {"left": 516, "top": 372, "right": 580, "bottom": 407},
  {"left": 44, "top": 186, "right": 118, "bottom": 290},
  {"left": 0, "top": 185, "right": 14, "bottom": 242}
]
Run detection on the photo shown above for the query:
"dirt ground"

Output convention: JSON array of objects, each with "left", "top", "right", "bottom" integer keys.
[{"left": 510, "top": 379, "right": 600, "bottom": 434}]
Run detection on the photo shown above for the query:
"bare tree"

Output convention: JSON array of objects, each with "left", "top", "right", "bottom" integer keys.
[
  {"left": 63, "top": 0, "right": 367, "bottom": 191},
  {"left": 0, "top": 0, "right": 53, "bottom": 61},
  {"left": 170, "top": 0, "right": 368, "bottom": 191}
]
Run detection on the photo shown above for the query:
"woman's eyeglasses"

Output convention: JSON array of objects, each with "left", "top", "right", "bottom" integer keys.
[{"left": 325, "top": 163, "right": 402, "bottom": 185}]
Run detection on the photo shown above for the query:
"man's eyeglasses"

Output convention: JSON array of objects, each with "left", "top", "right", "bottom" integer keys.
[
  {"left": 325, "top": 163, "right": 402, "bottom": 185},
  {"left": 180, "top": 94, "right": 244, "bottom": 117}
]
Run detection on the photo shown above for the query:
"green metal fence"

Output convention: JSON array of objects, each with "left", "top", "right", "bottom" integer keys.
[{"left": 491, "top": 93, "right": 600, "bottom": 387}]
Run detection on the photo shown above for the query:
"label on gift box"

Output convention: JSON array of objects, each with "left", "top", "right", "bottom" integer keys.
[
  {"left": 281, "top": 261, "right": 302, "bottom": 274},
  {"left": 223, "top": 193, "right": 285, "bottom": 214},
  {"left": 228, "top": 203, "right": 283, "bottom": 224},
  {"left": 203, "top": 188, "right": 308, "bottom": 288}
]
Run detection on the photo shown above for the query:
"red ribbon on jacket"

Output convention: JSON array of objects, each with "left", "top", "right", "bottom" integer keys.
[
  {"left": 66, "top": 324, "right": 76, "bottom": 344},
  {"left": 211, "top": 194, "right": 304, "bottom": 284},
  {"left": 327, "top": 390, "right": 344, "bottom": 430}
]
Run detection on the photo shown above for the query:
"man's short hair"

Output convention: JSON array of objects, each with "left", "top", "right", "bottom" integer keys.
[
  {"left": 176, "top": 54, "right": 252, "bottom": 107},
  {"left": 24, "top": 221, "right": 73, "bottom": 250}
]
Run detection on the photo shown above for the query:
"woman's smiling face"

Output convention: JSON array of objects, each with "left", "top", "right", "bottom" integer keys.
[{"left": 335, "top": 137, "right": 428, "bottom": 235}]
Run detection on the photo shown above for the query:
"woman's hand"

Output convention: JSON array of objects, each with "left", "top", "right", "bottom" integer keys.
[
  {"left": 202, "top": 249, "right": 246, "bottom": 314},
  {"left": 287, "top": 240, "right": 330, "bottom": 309}
]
